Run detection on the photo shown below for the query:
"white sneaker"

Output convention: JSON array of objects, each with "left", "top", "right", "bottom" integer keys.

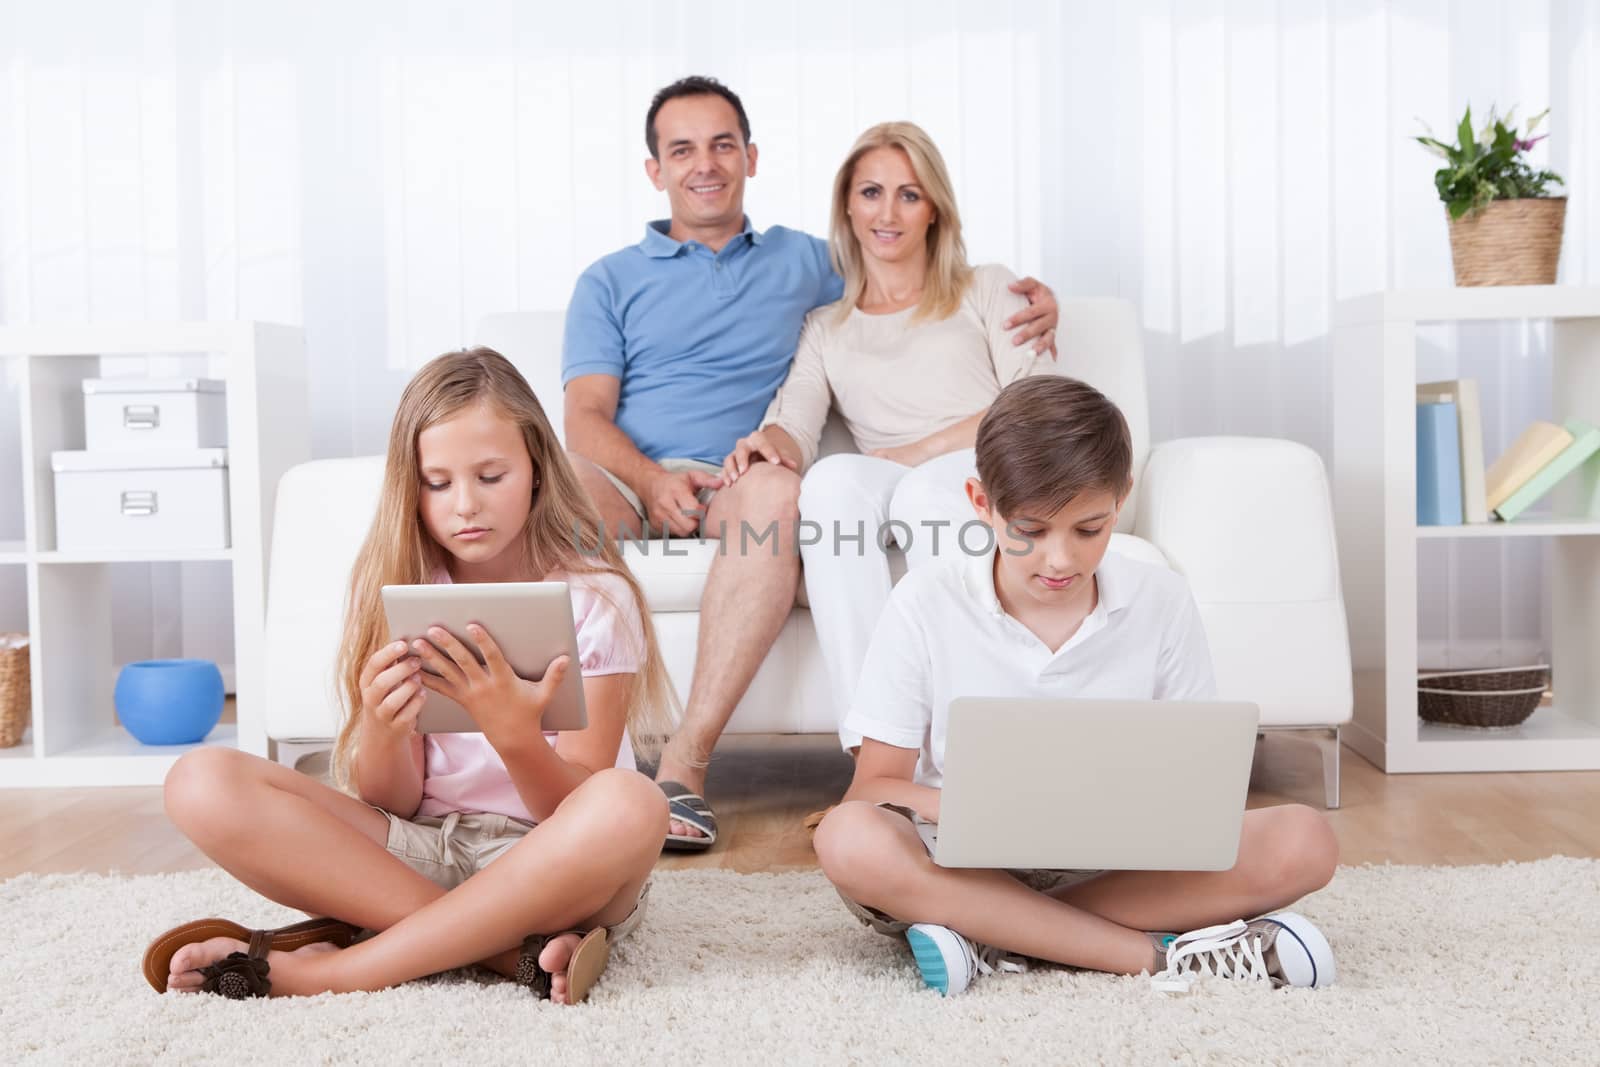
[
  {"left": 1151, "top": 912, "right": 1335, "bottom": 993},
  {"left": 905, "top": 923, "right": 1027, "bottom": 997}
]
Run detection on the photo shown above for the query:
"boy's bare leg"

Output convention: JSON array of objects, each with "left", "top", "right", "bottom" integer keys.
[
  {"left": 1048, "top": 804, "right": 1339, "bottom": 933},
  {"left": 163, "top": 750, "right": 664, "bottom": 996},
  {"left": 813, "top": 802, "right": 1337, "bottom": 975},
  {"left": 814, "top": 802, "right": 1154, "bottom": 974}
]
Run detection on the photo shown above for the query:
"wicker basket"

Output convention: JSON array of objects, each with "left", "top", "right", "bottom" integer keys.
[
  {"left": 1416, "top": 664, "right": 1550, "bottom": 729},
  {"left": 0, "top": 633, "right": 30, "bottom": 748},
  {"left": 1447, "top": 198, "right": 1566, "bottom": 286}
]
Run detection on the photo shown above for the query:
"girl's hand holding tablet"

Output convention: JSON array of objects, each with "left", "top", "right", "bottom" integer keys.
[
  {"left": 359, "top": 640, "right": 425, "bottom": 739},
  {"left": 411, "top": 622, "right": 571, "bottom": 739}
]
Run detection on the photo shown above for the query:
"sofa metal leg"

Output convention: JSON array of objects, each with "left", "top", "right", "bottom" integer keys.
[
  {"left": 1315, "top": 726, "right": 1342, "bottom": 810},
  {"left": 271, "top": 738, "right": 330, "bottom": 772}
]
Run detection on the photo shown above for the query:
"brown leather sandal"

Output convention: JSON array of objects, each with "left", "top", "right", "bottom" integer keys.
[
  {"left": 142, "top": 916, "right": 360, "bottom": 995},
  {"left": 515, "top": 927, "right": 609, "bottom": 1004}
]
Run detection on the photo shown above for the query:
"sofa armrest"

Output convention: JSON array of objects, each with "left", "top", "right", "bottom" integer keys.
[
  {"left": 264, "top": 456, "right": 385, "bottom": 743},
  {"left": 1135, "top": 437, "right": 1353, "bottom": 727}
]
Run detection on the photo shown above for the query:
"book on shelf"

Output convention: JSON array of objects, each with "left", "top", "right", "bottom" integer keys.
[
  {"left": 1417, "top": 379, "right": 1488, "bottom": 523},
  {"left": 1494, "top": 417, "right": 1600, "bottom": 521},
  {"left": 1485, "top": 421, "right": 1573, "bottom": 513},
  {"left": 1416, "top": 399, "right": 1463, "bottom": 525}
]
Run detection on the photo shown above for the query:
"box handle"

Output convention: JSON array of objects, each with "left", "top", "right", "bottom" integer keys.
[
  {"left": 120, "top": 490, "right": 158, "bottom": 517},
  {"left": 123, "top": 404, "right": 160, "bottom": 430}
]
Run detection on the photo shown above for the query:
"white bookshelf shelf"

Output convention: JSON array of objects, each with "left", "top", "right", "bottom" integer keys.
[
  {"left": 1336, "top": 285, "right": 1600, "bottom": 325},
  {"left": 33, "top": 548, "right": 236, "bottom": 565},
  {"left": 1334, "top": 286, "right": 1600, "bottom": 773},
  {"left": 1415, "top": 517, "right": 1600, "bottom": 539},
  {"left": 0, "top": 725, "right": 240, "bottom": 788},
  {"left": 0, "top": 322, "right": 308, "bottom": 788},
  {"left": 1411, "top": 707, "right": 1600, "bottom": 773},
  {"left": 0, "top": 739, "right": 35, "bottom": 760}
]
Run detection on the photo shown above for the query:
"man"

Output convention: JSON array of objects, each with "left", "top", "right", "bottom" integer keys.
[{"left": 562, "top": 76, "right": 1057, "bottom": 850}]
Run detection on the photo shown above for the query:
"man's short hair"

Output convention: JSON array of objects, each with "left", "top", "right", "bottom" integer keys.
[
  {"left": 975, "top": 376, "right": 1133, "bottom": 519},
  {"left": 645, "top": 76, "right": 752, "bottom": 160}
]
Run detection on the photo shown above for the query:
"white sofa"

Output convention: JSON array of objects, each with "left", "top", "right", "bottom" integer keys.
[{"left": 264, "top": 302, "right": 1353, "bottom": 806}]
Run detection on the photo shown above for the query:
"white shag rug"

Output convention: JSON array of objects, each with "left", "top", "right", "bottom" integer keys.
[{"left": 3, "top": 859, "right": 1598, "bottom": 1065}]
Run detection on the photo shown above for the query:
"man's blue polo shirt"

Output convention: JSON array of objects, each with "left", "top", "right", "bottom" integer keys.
[{"left": 561, "top": 218, "right": 843, "bottom": 465}]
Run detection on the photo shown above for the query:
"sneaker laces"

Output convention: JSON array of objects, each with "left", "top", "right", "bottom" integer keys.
[
  {"left": 971, "top": 940, "right": 1029, "bottom": 978},
  {"left": 1150, "top": 920, "right": 1270, "bottom": 994}
]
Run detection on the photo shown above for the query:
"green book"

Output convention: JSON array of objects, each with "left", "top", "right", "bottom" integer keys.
[{"left": 1495, "top": 417, "right": 1600, "bottom": 521}]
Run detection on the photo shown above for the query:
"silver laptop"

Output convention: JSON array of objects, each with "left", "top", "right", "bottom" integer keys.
[{"left": 934, "top": 697, "right": 1260, "bottom": 872}]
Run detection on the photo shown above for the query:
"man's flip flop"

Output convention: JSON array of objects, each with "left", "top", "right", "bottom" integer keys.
[
  {"left": 803, "top": 805, "right": 835, "bottom": 839},
  {"left": 516, "top": 927, "right": 610, "bottom": 1004},
  {"left": 658, "top": 780, "right": 718, "bottom": 852},
  {"left": 142, "top": 916, "right": 360, "bottom": 995}
]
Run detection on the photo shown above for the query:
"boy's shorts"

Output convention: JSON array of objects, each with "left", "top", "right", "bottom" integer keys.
[
  {"left": 836, "top": 803, "right": 1104, "bottom": 937},
  {"left": 380, "top": 809, "right": 648, "bottom": 941}
]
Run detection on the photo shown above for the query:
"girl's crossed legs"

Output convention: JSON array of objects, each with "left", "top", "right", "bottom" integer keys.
[{"left": 161, "top": 747, "right": 666, "bottom": 1000}]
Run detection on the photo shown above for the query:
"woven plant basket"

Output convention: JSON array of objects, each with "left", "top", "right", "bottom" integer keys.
[
  {"left": 1448, "top": 197, "right": 1566, "bottom": 286},
  {"left": 0, "top": 633, "right": 30, "bottom": 748},
  {"left": 1416, "top": 664, "right": 1550, "bottom": 729}
]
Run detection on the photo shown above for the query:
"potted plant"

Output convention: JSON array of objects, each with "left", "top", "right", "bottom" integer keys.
[{"left": 1416, "top": 106, "right": 1566, "bottom": 286}]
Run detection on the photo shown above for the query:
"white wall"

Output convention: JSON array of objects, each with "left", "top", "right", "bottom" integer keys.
[{"left": 2, "top": 0, "right": 1598, "bottom": 670}]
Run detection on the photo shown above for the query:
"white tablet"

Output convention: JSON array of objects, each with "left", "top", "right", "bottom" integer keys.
[{"left": 380, "top": 581, "right": 588, "bottom": 734}]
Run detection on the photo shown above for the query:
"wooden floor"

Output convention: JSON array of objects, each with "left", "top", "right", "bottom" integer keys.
[{"left": 3, "top": 733, "right": 1599, "bottom": 880}]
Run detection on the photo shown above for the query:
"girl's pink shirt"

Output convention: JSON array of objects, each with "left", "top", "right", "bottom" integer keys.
[{"left": 415, "top": 570, "right": 644, "bottom": 822}]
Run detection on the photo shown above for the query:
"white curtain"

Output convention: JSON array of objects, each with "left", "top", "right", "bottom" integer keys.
[{"left": 2, "top": 0, "right": 1598, "bottom": 670}]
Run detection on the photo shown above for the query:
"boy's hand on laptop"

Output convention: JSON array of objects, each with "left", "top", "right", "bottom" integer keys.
[
  {"left": 643, "top": 469, "right": 720, "bottom": 536},
  {"left": 1005, "top": 276, "right": 1060, "bottom": 357},
  {"left": 413, "top": 624, "right": 570, "bottom": 738}
]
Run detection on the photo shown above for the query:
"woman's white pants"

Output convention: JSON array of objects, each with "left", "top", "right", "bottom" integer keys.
[{"left": 796, "top": 448, "right": 980, "bottom": 749}]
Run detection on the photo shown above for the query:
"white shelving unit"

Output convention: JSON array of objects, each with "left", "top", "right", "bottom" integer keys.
[
  {"left": 1333, "top": 287, "right": 1600, "bottom": 772},
  {"left": 0, "top": 323, "right": 308, "bottom": 786}
]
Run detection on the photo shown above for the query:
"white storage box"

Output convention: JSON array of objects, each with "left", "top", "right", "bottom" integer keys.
[
  {"left": 51, "top": 449, "right": 231, "bottom": 551},
  {"left": 83, "top": 378, "right": 227, "bottom": 451}
]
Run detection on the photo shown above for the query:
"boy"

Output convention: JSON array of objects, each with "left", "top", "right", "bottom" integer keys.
[{"left": 812, "top": 376, "right": 1339, "bottom": 995}]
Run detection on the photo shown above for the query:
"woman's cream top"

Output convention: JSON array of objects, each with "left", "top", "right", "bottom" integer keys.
[{"left": 761, "top": 263, "right": 1045, "bottom": 470}]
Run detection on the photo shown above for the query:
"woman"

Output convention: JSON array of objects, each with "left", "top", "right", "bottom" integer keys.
[{"left": 721, "top": 122, "right": 1059, "bottom": 748}]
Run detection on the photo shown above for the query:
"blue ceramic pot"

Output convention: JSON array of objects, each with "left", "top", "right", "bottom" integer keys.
[{"left": 114, "top": 659, "right": 225, "bottom": 745}]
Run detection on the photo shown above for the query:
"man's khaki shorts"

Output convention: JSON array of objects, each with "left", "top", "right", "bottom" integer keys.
[
  {"left": 837, "top": 803, "right": 1104, "bottom": 936},
  {"left": 380, "top": 809, "right": 648, "bottom": 941},
  {"left": 595, "top": 458, "right": 723, "bottom": 527}
]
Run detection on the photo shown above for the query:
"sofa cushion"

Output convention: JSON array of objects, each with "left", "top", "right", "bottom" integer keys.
[{"left": 620, "top": 539, "right": 727, "bottom": 612}]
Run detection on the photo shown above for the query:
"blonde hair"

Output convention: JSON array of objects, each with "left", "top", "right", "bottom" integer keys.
[
  {"left": 829, "top": 121, "right": 973, "bottom": 324},
  {"left": 331, "top": 347, "right": 677, "bottom": 789}
]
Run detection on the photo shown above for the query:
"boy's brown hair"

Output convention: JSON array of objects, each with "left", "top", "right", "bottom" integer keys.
[{"left": 974, "top": 376, "right": 1133, "bottom": 518}]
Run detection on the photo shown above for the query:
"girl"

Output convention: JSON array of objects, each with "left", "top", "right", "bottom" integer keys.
[
  {"left": 142, "top": 347, "right": 674, "bottom": 1004},
  {"left": 721, "top": 121, "right": 1057, "bottom": 752}
]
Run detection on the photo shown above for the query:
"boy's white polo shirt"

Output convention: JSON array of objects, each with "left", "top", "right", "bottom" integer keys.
[{"left": 843, "top": 548, "right": 1217, "bottom": 789}]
